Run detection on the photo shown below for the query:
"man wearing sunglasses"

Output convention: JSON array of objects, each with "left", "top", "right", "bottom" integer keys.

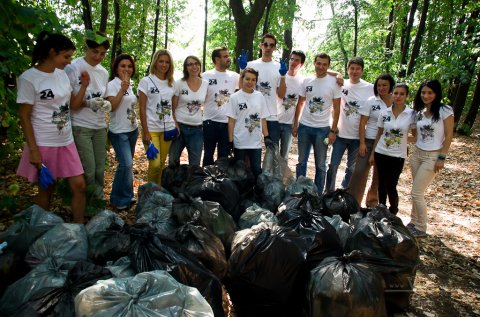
[{"left": 245, "top": 33, "right": 287, "bottom": 146}]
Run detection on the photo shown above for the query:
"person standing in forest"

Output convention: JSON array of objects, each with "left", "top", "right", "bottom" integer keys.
[
  {"left": 277, "top": 50, "right": 306, "bottom": 159},
  {"left": 369, "top": 83, "right": 415, "bottom": 215},
  {"left": 407, "top": 79, "right": 454, "bottom": 237},
  {"left": 348, "top": 74, "right": 395, "bottom": 207},
  {"left": 65, "top": 32, "right": 110, "bottom": 203},
  {"left": 138, "top": 49, "right": 176, "bottom": 184},
  {"left": 17, "top": 31, "right": 87, "bottom": 223},
  {"left": 169, "top": 55, "right": 208, "bottom": 166},
  {"left": 293, "top": 53, "right": 342, "bottom": 193},
  {"left": 202, "top": 47, "right": 240, "bottom": 166},
  {"left": 326, "top": 57, "right": 374, "bottom": 193},
  {"left": 105, "top": 54, "right": 138, "bottom": 210},
  {"left": 244, "top": 33, "right": 287, "bottom": 146}
]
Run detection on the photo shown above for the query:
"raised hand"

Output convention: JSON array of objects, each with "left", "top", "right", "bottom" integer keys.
[
  {"left": 279, "top": 59, "right": 288, "bottom": 76},
  {"left": 80, "top": 71, "right": 90, "bottom": 87},
  {"left": 237, "top": 49, "right": 249, "bottom": 70}
]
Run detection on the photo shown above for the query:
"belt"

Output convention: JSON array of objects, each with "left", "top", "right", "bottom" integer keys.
[{"left": 180, "top": 123, "right": 203, "bottom": 129}]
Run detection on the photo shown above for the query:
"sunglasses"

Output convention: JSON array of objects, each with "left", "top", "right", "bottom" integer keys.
[{"left": 262, "top": 42, "right": 276, "bottom": 48}]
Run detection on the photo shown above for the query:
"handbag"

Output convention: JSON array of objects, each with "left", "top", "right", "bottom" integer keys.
[{"left": 148, "top": 76, "right": 178, "bottom": 141}]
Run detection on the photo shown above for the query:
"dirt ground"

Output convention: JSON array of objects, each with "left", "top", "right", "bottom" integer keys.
[{"left": 1, "top": 133, "right": 479, "bottom": 317}]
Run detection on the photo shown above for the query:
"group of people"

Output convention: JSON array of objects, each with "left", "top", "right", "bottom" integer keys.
[{"left": 16, "top": 31, "right": 453, "bottom": 237}]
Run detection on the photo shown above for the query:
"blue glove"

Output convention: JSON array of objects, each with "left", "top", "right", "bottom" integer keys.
[
  {"left": 279, "top": 59, "right": 288, "bottom": 76},
  {"left": 38, "top": 164, "right": 55, "bottom": 190},
  {"left": 237, "top": 49, "right": 249, "bottom": 70},
  {"left": 146, "top": 142, "right": 159, "bottom": 160}
]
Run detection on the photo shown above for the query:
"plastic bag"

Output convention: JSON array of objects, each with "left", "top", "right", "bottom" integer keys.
[
  {"left": 137, "top": 205, "right": 177, "bottom": 235},
  {"left": 255, "top": 173, "right": 285, "bottom": 213},
  {"left": 162, "top": 163, "right": 202, "bottom": 197},
  {"left": 87, "top": 221, "right": 131, "bottom": 265},
  {"left": 137, "top": 190, "right": 174, "bottom": 220},
  {"left": 106, "top": 256, "right": 135, "bottom": 278},
  {"left": 261, "top": 141, "right": 294, "bottom": 186},
  {"left": 25, "top": 223, "right": 88, "bottom": 268},
  {"left": 286, "top": 175, "right": 318, "bottom": 196},
  {"left": 75, "top": 270, "right": 214, "bottom": 317},
  {"left": 215, "top": 156, "right": 255, "bottom": 193},
  {"left": 308, "top": 250, "right": 387, "bottom": 317},
  {"left": 85, "top": 209, "right": 125, "bottom": 236},
  {"left": 324, "top": 214, "right": 351, "bottom": 248},
  {"left": 239, "top": 203, "right": 278, "bottom": 229},
  {"left": 136, "top": 182, "right": 170, "bottom": 212},
  {"left": 322, "top": 188, "right": 360, "bottom": 222}
]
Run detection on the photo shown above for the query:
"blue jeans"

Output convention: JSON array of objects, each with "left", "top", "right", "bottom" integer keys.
[
  {"left": 279, "top": 123, "right": 293, "bottom": 159},
  {"left": 108, "top": 129, "right": 138, "bottom": 207},
  {"left": 326, "top": 136, "right": 360, "bottom": 192},
  {"left": 169, "top": 123, "right": 203, "bottom": 166},
  {"left": 266, "top": 120, "right": 280, "bottom": 145},
  {"left": 202, "top": 120, "right": 229, "bottom": 166},
  {"left": 296, "top": 124, "right": 330, "bottom": 193},
  {"left": 234, "top": 148, "right": 262, "bottom": 179}
]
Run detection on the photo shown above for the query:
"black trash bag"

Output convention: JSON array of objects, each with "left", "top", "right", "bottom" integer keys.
[
  {"left": 0, "top": 204, "right": 63, "bottom": 255},
  {"left": 322, "top": 188, "right": 360, "bottom": 222},
  {"left": 128, "top": 223, "right": 225, "bottom": 317},
  {"left": 0, "top": 249, "right": 30, "bottom": 298},
  {"left": 262, "top": 141, "right": 295, "bottom": 186},
  {"left": 25, "top": 224, "right": 88, "bottom": 268},
  {"left": 324, "top": 215, "right": 351, "bottom": 249},
  {"left": 137, "top": 205, "right": 177, "bottom": 236},
  {"left": 85, "top": 209, "right": 125, "bottom": 236},
  {"left": 20, "top": 261, "right": 112, "bottom": 317},
  {"left": 88, "top": 221, "right": 131, "bottom": 265},
  {"left": 174, "top": 223, "right": 227, "bottom": 279},
  {"left": 161, "top": 163, "right": 202, "bottom": 197},
  {"left": 383, "top": 271, "right": 416, "bottom": 313},
  {"left": 308, "top": 250, "right": 387, "bottom": 317},
  {"left": 74, "top": 270, "right": 214, "bottom": 316},
  {"left": 215, "top": 156, "right": 255, "bottom": 193},
  {"left": 106, "top": 256, "right": 135, "bottom": 278},
  {"left": 226, "top": 223, "right": 306, "bottom": 317},
  {"left": 137, "top": 182, "right": 172, "bottom": 213},
  {"left": 137, "top": 190, "right": 175, "bottom": 219},
  {"left": 0, "top": 258, "right": 75, "bottom": 317},
  {"left": 286, "top": 175, "right": 318, "bottom": 196},
  {"left": 255, "top": 173, "right": 285, "bottom": 213},
  {"left": 344, "top": 205, "right": 420, "bottom": 274},
  {"left": 185, "top": 165, "right": 241, "bottom": 219},
  {"left": 171, "top": 193, "right": 205, "bottom": 225},
  {"left": 238, "top": 203, "right": 278, "bottom": 229},
  {"left": 277, "top": 192, "right": 343, "bottom": 268}
]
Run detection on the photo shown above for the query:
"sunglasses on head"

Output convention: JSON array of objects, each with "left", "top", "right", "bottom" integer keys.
[{"left": 262, "top": 42, "right": 275, "bottom": 48}]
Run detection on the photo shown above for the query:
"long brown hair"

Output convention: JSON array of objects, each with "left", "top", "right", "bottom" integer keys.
[{"left": 149, "top": 49, "right": 174, "bottom": 87}]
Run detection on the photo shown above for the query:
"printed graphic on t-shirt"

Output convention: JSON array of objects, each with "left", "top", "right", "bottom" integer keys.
[
  {"left": 208, "top": 79, "right": 217, "bottom": 85},
  {"left": 257, "top": 81, "right": 272, "bottom": 96},
  {"left": 308, "top": 97, "right": 325, "bottom": 113},
  {"left": 215, "top": 89, "right": 231, "bottom": 107},
  {"left": 150, "top": 86, "right": 159, "bottom": 94},
  {"left": 187, "top": 100, "right": 201, "bottom": 114},
  {"left": 40, "top": 89, "right": 54, "bottom": 100},
  {"left": 156, "top": 99, "right": 172, "bottom": 120},
  {"left": 344, "top": 100, "right": 360, "bottom": 117},
  {"left": 181, "top": 89, "right": 189, "bottom": 95},
  {"left": 128, "top": 102, "right": 137, "bottom": 126},
  {"left": 51, "top": 104, "right": 70, "bottom": 134},
  {"left": 420, "top": 124, "right": 434, "bottom": 142},
  {"left": 382, "top": 115, "right": 391, "bottom": 122},
  {"left": 283, "top": 94, "right": 298, "bottom": 110},
  {"left": 342, "top": 89, "right": 349, "bottom": 96},
  {"left": 384, "top": 129, "right": 403, "bottom": 149},
  {"left": 371, "top": 104, "right": 381, "bottom": 112},
  {"left": 244, "top": 113, "right": 261, "bottom": 133}
]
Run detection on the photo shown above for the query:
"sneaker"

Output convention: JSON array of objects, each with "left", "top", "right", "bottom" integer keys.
[{"left": 408, "top": 226, "right": 427, "bottom": 238}]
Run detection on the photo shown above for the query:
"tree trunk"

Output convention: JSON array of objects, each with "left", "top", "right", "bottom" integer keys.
[
  {"left": 329, "top": 0, "right": 349, "bottom": 72},
  {"left": 149, "top": 0, "right": 161, "bottom": 75},
  {"left": 110, "top": 0, "right": 121, "bottom": 66},
  {"left": 138, "top": 2, "right": 148, "bottom": 53},
  {"left": 463, "top": 71, "right": 480, "bottom": 129},
  {"left": 230, "top": 0, "right": 270, "bottom": 71},
  {"left": 385, "top": 3, "right": 394, "bottom": 56},
  {"left": 352, "top": 0, "right": 359, "bottom": 57},
  {"left": 282, "top": 0, "right": 296, "bottom": 61},
  {"left": 81, "top": 0, "right": 93, "bottom": 30},
  {"left": 259, "top": 0, "right": 274, "bottom": 58},
  {"left": 164, "top": 0, "right": 169, "bottom": 48},
  {"left": 398, "top": 0, "right": 418, "bottom": 78},
  {"left": 202, "top": 0, "right": 208, "bottom": 72},
  {"left": 406, "top": 0, "right": 430, "bottom": 76},
  {"left": 99, "top": 0, "right": 109, "bottom": 33}
]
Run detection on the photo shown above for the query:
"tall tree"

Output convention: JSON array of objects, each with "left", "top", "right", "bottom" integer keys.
[
  {"left": 110, "top": 0, "right": 121, "bottom": 66},
  {"left": 80, "top": 0, "right": 93, "bottom": 30},
  {"left": 99, "top": 0, "right": 109, "bottom": 33},
  {"left": 164, "top": 0, "right": 169, "bottom": 48},
  {"left": 463, "top": 70, "right": 480, "bottom": 131},
  {"left": 329, "top": 0, "right": 349, "bottom": 72},
  {"left": 203, "top": 0, "right": 208, "bottom": 72},
  {"left": 282, "top": 0, "right": 296, "bottom": 61},
  {"left": 398, "top": 0, "right": 418, "bottom": 78},
  {"left": 150, "top": 0, "right": 161, "bottom": 71}
]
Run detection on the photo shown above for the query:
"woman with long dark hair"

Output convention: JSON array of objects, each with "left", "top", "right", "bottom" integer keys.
[{"left": 407, "top": 79, "right": 454, "bottom": 237}]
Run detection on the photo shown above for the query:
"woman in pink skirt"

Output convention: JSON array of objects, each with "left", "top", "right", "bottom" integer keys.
[{"left": 16, "top": 31, "right": 88, "bottom": 223}]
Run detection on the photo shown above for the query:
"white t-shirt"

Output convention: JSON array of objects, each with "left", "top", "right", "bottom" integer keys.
[
  {"left": 299, "top": 75, "right": 342, "bottom": 128},
  {"left": 246, "top": 59, "right": 281, "bottom": 121},
  {"left": 106, "top": 77, "right": 138, "bottom": 133},
  {"left": 359, "top": 95, "right": 390, "bottom": 140},
  {"left": 174, "top": 79, "right": 208, "bottom": 126},
  {"left": 226, "top": 90, "right": 267, "bottom": 149},
  {"left": 137, "top": 75, "right": 176, "bottom": 132},
  {"left": 415, "top": 105, "right": 453, "bottom": 151},
  {"left": 17, "top": 68, "right": 74, "bottom": 146},
  {"left": 338, "top": 79, "right": 374, "bottom": 139},
  {"left": 65, "top": 57, "right": 108, "bottom": 129},
  {"left": 278, "top": 74, "right": 303, "bottom": 124},
  {"left": 375, "top": 106, "right": 415, "bottom": 158},
  {"left": 202, "top": 69, "right": 240, "bottom": 123}
]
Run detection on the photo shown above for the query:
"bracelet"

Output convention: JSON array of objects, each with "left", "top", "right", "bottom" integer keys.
[
  {"left": 329, "top": 129, "right": 338, "bottom": 134},
  {"left": 437, "top": 154, "right": 446, "bottom": 160}
]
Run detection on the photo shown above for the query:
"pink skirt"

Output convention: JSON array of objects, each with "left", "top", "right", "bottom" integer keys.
[{"left": 17, "top": 142, "right": 84, "bottom": 183}]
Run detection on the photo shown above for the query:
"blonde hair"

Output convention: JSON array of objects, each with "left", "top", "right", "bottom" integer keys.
[{"left": 149, "top": 49, "right": 174, "bottom": 87}]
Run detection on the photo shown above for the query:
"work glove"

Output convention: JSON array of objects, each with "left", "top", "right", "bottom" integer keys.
[
  {"left": 279, "top": 59, "right": 288, "bottom": 76},
  {"left": 237, "top": 49, "right": 249, "bottom": 70},
  {"left": 264, "top": 136, "right": 275, "bottom": 149},
  {"left": 38, "top": 164, "right": 55, "bottom": 190},
  {"left": 146, "top": 142, "right": 159, "bottom": 160}
]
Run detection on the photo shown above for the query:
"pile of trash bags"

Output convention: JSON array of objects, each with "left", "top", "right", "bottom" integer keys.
[{"left": 0, "top": 146, "right": 419, "bottom": 317}]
